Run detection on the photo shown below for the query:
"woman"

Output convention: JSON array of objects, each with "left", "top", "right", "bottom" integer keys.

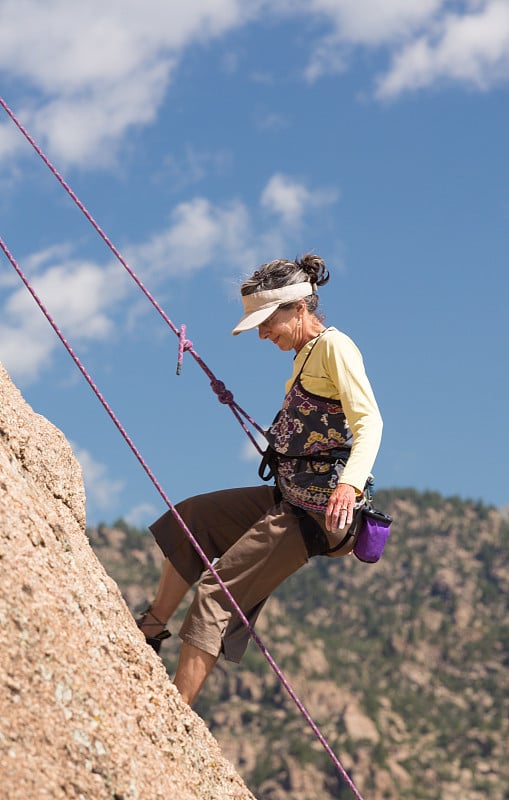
[{"left": 138, "top": 254, "right": 383, "bottom": 706}]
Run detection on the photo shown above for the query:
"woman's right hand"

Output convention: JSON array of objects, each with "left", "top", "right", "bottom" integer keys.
[{"left": 325, "top": 483, "right": 356, "bottom": 532}]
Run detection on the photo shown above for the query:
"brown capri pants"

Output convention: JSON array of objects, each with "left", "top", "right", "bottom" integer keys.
[{"left": 149, "top": 485, "right": 355, "bottom": 663}]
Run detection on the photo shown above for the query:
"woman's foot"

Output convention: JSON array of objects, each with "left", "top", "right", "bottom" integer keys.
[{"left": 136, "top": 607, "right": 171, "bottom": 654}]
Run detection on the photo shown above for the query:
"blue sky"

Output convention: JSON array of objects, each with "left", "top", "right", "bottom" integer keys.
[{"left": 1, "top": 1, "right": 508, "bottom": 527}]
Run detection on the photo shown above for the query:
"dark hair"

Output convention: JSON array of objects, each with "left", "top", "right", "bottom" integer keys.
[{"left": 241, "top": 253, "right": 330, "bottom": 315}]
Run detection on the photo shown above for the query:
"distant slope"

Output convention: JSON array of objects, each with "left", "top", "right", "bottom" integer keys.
[{"left": 88, "top": 489, "right": 509, "bottom": 800}]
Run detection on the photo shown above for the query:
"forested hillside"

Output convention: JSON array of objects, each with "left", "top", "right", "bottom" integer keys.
[{"left": 88, "top": 489, "right": 509, "bottom": 800}]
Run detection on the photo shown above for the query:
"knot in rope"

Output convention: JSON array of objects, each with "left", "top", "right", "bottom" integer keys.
[{"left": 211, "top": 379, "right": 234, "bottom": 405}]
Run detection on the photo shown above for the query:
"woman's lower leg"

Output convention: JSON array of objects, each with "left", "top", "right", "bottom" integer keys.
[
  {"left": 173, "top": 641, "right": 218, "bottom": 706},
  {"left": 138, "top": 558, "right": 191, "bottom": 636}
]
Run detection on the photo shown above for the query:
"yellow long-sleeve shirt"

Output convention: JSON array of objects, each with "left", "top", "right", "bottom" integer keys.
[{"left": 285, "top": 327, "right": 383, "bottom": 494}]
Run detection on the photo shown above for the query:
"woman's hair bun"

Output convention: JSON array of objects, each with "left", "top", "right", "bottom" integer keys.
[
  {"left": 241, "top": 253, "right": 330, "bottom": 296},
  {"left": 295, "top": 253, "right": 330, "bottom": 288}
]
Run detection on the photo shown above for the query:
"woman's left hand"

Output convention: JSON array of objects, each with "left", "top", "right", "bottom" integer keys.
[{"left": 326, "top": 483, "right": 357, "bottom": 532}]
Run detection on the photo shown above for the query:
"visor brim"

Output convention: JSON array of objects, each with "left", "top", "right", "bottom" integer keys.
[{"left": 231, "top": 304, "right": 279, "bottom": 335}]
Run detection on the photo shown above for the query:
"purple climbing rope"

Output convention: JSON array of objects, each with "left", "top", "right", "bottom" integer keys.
[
  {"left": 0, "top": 234, "right": 365, "bottom": 800},
  {"left": 0, "top": 95, "right": 264, "bottom": 457}
]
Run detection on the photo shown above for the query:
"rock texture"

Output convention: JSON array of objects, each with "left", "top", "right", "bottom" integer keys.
[{"left": 0, "top": 362, "right": 256, "bottom": 800}]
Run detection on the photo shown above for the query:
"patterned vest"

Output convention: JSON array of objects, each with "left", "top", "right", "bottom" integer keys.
[{"left": 263, "top": 332, "right": 353, "bottom": 513}]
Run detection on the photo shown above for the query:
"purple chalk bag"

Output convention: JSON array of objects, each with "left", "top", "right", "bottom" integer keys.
[{"left": 353, "top": 506, "right": 393, "bottom": 563}]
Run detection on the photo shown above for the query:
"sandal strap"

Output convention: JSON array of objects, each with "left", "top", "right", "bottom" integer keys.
[
  {"left": 137, "top": 607, "right": 167, "bottom": 629},
  {"left": 137, "top": 607, "right": 172, "bottom": 654}
]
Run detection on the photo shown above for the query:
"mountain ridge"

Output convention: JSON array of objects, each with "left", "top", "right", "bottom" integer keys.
[{"left": 88, "top": 488, "right": 509, "bottom": 799}]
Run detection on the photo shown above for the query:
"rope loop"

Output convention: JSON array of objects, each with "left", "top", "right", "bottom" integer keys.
[
  {"left": 211, "top": 378, "right": 234, "bottom": 405},
  {"left": 176, "top": 324, "right": 193, "bottom": 375}
]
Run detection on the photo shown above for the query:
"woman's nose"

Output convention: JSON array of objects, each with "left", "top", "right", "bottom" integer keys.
[{"left": 258, "top": 323, "right": 269, "bottom": 339}]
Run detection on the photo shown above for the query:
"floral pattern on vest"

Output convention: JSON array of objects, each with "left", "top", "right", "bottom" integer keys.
[{"left": 265, "top": 345, "right": 353, "bottom": 513}]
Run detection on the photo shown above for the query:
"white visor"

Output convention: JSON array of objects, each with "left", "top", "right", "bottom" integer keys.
[{"left": 232, "top": 282, "right": 313, "bottom": 335}]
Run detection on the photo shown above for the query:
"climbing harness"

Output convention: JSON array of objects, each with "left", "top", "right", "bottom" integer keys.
[{"left": 0, "top": 95, "right": 366, "bottom": 800}]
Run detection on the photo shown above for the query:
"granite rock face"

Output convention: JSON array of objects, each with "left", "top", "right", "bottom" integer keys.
[{"left": 0, "top": 362, "right": 256, "bottom": 800}]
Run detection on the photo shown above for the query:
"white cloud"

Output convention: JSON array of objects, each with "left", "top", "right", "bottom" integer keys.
[
  {"left": 305, "top": 0, "right": 443, "bottom": 46},
  {"left": 0, "top": 317, "right": 55, "bottom": 380},
  {"left": 0, "top": 120, "right": 23, "bottom": 161},
  {"left": 8, "top": 0, "right": 252, "bottom": 90},
  {"left": 266, "top": 0, "right": 444, "bottom": 81},
  {"left": 124, "top": 502, "right": 159, "bottom": 528},
  {"left": 134, "top": 176, "right": 337, "bottom": 278},
  {"left": 72, "top": 444, "right": 124, "bottom": 512},
  {"left": 23, "top": 243, "right": 74, "bottom": 272},
  {"left": 0, "top": 0, "right": 258, "bottom": 167},
  {"left": 155, "top": 146, "right": 233, "bottom": 193},
  {"left": 9, "top": 262, "right": 126, "bottom": 340},
  {"left": 261, "top": 173, "right": 338, "bottom": 226},
  {"left": 377, "top": 1, "right": 509, "bottom": 97},
  {"left": 0, "top": 174, "right": 337, "bottom": 382},
  {"left": 129, "top": 197, "right": 252, "bottom": 277},
  {"left": 0, "top": 199, "right": 250, "bottom": 382},
  {"left": 270, "top": 0, "right": 509, "bottom": 96},
  {"left": 1, "top": 0, "right": 508, "bottom": 169},
  {"left": 28, "top": 62, "right": 171, "bottom": 167},
  {"left": 0, "top": 197, "right": 254, "bottom": 382},
  {"left": 0, "top": 268, "right": 19, "bottom": 290},
  {"left": 255, "top": 111, "right": 289, "bottom": 132},
  {"left": 240, "top": 429, "right": 268, "bottom": 461},
  {"left": 303, "top": 36, "right": 349, "bottom": 83},
  {"left": 0, "top": 251, "right": 129, "bottom": 382},
  {"left": 261, "top": 174, "right": 309, "bottom": 225}
]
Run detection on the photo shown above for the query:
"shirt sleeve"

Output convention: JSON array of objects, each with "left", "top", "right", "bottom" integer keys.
[{"left": 321, "top": 331, "right": 383, "bottom": 493}]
